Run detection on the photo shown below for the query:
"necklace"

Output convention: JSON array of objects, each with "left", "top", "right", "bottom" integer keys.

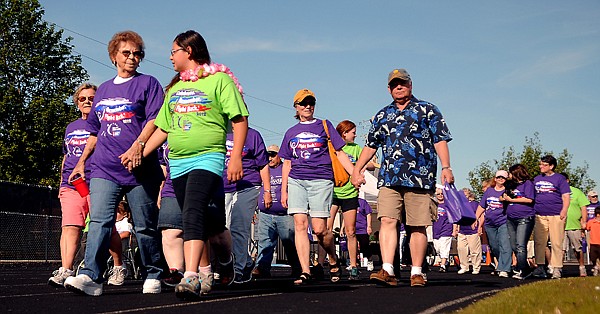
[{"left": 180, "top": 63, "right": 243, "bottom": 94}]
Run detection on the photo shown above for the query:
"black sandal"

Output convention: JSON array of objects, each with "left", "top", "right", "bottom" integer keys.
[
  {"left": 329, "top": 262, "right": 341, "bottom": 283},
  {"left": 294, "top": 272, "right": 312, "bottom": 285}
]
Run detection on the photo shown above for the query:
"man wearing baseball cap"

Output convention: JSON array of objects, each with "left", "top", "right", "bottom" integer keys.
[{"left": 351, "top": 68, "right": 454, "bottom": 287}]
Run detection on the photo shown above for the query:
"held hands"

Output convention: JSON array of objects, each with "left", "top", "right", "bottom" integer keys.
[
  {"left": 351, "top": 169, "right": 366, "bottom": 189},
  {"left": 119, "top": 141, "right": 144, "bottom": 172}
]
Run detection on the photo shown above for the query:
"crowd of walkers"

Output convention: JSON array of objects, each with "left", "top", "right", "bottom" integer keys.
[{"left": 48, "top": 29, "right": 600, "bottom": 301}]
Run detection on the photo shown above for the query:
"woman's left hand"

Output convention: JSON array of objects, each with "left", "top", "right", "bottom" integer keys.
[{"left": 119, "top": 141, "right": 144, "bottom": 172}]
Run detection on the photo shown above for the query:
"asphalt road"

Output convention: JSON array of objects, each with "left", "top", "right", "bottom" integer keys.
[{"left": 0, "top": 263, "right": 580, "bottom": 313}]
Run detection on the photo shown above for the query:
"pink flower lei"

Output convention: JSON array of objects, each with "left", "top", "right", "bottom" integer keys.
[{"left": 180, "top": 63, "right": 243, "bottom": 94}]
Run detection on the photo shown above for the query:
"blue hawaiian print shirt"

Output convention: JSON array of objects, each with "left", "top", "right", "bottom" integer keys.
[{"left": 366, "top": 96, "right": 452, "bottom": 190}]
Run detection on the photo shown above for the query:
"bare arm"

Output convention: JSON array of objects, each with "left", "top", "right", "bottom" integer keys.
[
  {"left": 580, "top": 205, "right": 588, "bottom": 229},
  {"left": 143, "top": 128, "right": 168, "bottom": 158},
  {"left": 227, "top": 116, "right": 248, "bottom": 183},
  {"left": 281, "top": 159, "right": 291, "bottom": 208},
  {"left": 560, "top": 193, "right": 570, "bottom": 220},
  {"left": 119, "top": 119, "right": 158, "bottom": 171},
  {"left": 434, "top": 140, "right": 454, "bottom": 184},
  {"left": 335, "top": 150, "right": 355, "bottom": 174},
  {"left": 260, "top": 165, "right": 272, "bottom": 209},
  {"left": 352, "top": 146, "right": 377, "bottom": 189}
]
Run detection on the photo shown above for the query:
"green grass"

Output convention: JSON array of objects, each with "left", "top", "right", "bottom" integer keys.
[{"left": 457, "top": 277, "right": 600, "bottom": 314}]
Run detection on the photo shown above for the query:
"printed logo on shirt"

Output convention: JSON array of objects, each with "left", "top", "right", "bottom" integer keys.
[
  {"left": 65, "top": 129, "right": 90, "bottom": 157},
  {"left": 486, "top": 197, "right": 503, "bottom": 210},
  {"left": 437, "top": 206, "right": 447, "bottom": 218},
  {"left": 170, "top": 89, "right": 211, "bottom": 115},
  {"left": 535, "top": 181, "right": 557, "bottom": 194},
  {"left": 224, "top": 139, "right": 248, "bottom": 166},
  {"left": 271, "top": 175, "right": 282, "bottom": 186},
  {"left": 95, "top": 98, "right": 136, "bottom": 123},
  {"left": 289, "top": 131, "right": 326, "bottom": 159}
]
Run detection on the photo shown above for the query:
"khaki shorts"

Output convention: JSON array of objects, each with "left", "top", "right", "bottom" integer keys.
[{"left": 377, "top": 186, "right": 437, "bottom": 226}]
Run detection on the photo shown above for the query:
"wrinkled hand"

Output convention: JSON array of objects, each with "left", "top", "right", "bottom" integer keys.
[
  {"left": 352, "top": 171, "right": 366, "bottom": 189},
  {"left": 441, "top": 168, "right": 454, "bottom": 184},
  {"left": 119, "top": 142, "right": 143, "bottom": 172},
  {"left": 68, "top": 163, "right": 86, "bottom": 183}
]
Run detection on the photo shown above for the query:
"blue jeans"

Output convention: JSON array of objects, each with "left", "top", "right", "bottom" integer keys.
[
  {"left": 80, "top": 178, "right": 162, "bottom": 282},
  {"left": 485, "top": 223, "right": 512, "bottom": 272},
  {"left": 506, "top": 216, "right": 534, "bottom": 272},
  {"left": 255, "top": 211, "right": 300, "bottom": 272},
  {"left": 225, "top": 186, "right": 260, "bottom": 276}
]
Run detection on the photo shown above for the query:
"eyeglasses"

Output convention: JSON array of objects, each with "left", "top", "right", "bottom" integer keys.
[
  {"left": 170, "top": 48, "right": 185, "bottom": 56},
  {"left": 591, "top": 195, "right": 599, "bottom": 198},
  {"left": 267, "top": 151, "right": 278, "bottom": 157},
  {"left": 539, "top": 162, "right": 551, "bottom": 167},
  {"left": 120, "top": 50, "right": 144, "bottom": 59},
  {"left": 495, "top": 176, "right": 507, "bottom": 180},
  {"left": 78, "top": 96, "right": 94, "bottom": 102},
  {"left": 435, "top": 193, "right": 443, "bottom": 196}
]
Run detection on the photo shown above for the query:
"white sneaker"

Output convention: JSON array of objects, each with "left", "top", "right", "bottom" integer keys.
[
  {"left": 498, "top": 271, "right": 509, "bottom": 278},
  {"left": 64, "top": 274, "right": 103, "bottom": 296},
  {"left": 143, "top": 278, "right": 162, "bottom": 294},
  {"left": 457, "top": 268, "right": 469, "bottom": 274},
  {"left": 512, "top": 270, "right": 523, "bottom": 280},
  {"left": 366, "top": 261, "right": 374, "bottom": 272},
  {"left": 471, "top": 270, "right": 480, "bottom": 275},
  {"left": 107, "top": 265, "right": 127, "bottom": 286},
  {"left": 547, "top": 266, "right": 554, "bottom": 275},
  {"left": 551, "top": 268, "right": 562, "bottom": 279},
  {"left": 48, "top": 267, "right": 74, "bottom": 287}
]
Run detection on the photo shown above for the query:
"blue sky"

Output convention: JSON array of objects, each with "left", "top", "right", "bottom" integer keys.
[{"left": 39, "top": 1, "right": 600, "bottom": 190}]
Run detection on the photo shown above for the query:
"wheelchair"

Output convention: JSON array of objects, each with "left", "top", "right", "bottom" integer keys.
[{"left": 74, "top": 231, "right": 141, "bottom": 280}]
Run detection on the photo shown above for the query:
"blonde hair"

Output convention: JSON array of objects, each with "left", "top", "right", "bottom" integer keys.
[{"left": 73, "top": 82, "right": 97, "bottom": 105}]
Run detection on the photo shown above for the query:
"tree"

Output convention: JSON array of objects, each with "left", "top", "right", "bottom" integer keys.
[
  {"left": 467, "top": 132, "right": 595, "bottom": 198},
  {"left": 0, "top": 0, "right": 88, "bottom": 187}
]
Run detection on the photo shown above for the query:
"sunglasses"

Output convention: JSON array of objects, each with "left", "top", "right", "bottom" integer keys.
[
  {"left": 78, "top": 96, "right": 94, "bottom": 102},
  {"left": 591, "top": 195, "right": 599, "bottom": 198},
  {"left": 435, "top": 193, "right": 443, "bottom": 196},
  {"left": 121, "top": 50, "right": 144, "bottom": 59},
  {"left": 496, "top": 176, "right": 507, "bottom": 180},
  {"left": 296, "top": 101, "right": 316, "bottom": 108},
  {"left": 267, "top": 151, "right": 278, "bottom": 157}
]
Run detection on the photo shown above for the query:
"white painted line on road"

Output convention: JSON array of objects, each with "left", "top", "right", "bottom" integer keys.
[
  {"left": 98, "top": 292, "right": 284, "bottom": 314},
  {"left": 418, "top": 289, "right": 501, "bottom": 314}
]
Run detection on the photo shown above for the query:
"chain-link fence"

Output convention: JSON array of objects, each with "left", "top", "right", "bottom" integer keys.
[{"left": 0, "top": 211, "right": 61, "bottom": 262}]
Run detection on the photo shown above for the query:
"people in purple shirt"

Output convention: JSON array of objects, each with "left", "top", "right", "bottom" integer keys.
[
  {"left": 222, "top": 128, "right": 270, "bottom": 283},
  {"left": 253, "top": 145, "right": 301, "bottom": 278},
  {"left": 531, "top": 155, "right": 570, "bottom": 279},
  {"left": 279, "top": 89, "right": 354, "bottom": 285},
  {"left": 455, "top": 188, "right": 482, "bottom": 275},
  {"left": 501, "top": 164, "right": 535, "bottom": 279},
  {"left": 65, "top": 31, "right": 164, "bottom": 296},
  {"left": 433, "top": 189, "right": 453, "bottom": 272},
  {"left": 475, "top": 170, "right": 511, "bottom": 277},
  {"left": 48, "top": 83, "right": 96, "bottom": 288},
  {"left": 356, "top": 197, "right": 374, "bottom": 271}
]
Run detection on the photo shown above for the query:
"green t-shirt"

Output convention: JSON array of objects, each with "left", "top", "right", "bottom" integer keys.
[
  {"left": 155, "top": 72, "right": 249, "bottom": 160},
  {"left": 565, "top": 186, "right": 590, "bottom": 230},
  {"left": 333, "top": 142, "right": 362, "bottom": 199}
]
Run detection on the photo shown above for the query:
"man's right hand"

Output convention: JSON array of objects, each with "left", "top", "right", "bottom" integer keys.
[{"left": 68, "top": 162, "right": 85, "bottom": 183}]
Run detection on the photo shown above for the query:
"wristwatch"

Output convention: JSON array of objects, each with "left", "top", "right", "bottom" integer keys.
[
  {"left": 137, "top": 139, "right": 146, "bottom": 148},
  {"left": 442, "top": 166, "right": 452, "bottom": 171}
]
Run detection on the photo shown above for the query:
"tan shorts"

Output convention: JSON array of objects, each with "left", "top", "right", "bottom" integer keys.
[{"left": 377, "top": 186, "right": 437, "bottom": 226}]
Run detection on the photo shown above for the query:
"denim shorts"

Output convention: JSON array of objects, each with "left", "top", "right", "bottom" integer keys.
[
  {"left": 287, "top": 178, "right": 333, "bottom": 218},
  {"left": 158, "top": 196, "right": 183, "bottom": 230}
]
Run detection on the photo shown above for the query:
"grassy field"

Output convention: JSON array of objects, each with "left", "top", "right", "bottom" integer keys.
[{"left": 458, "top": 276, "right": 600, "bottom": 314}]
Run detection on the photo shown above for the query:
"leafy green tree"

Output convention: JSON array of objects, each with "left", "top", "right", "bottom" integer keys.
[
  {"left": 467, "top": 132, "right": 595, "bottom": 198},
  {"left": 0, "top": 0, "right": 88, "bottom": 186}
]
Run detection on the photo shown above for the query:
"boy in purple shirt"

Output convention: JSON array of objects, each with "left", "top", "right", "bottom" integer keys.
[{"left": 531, "top": 155, "right": 570, "bottom": 279}]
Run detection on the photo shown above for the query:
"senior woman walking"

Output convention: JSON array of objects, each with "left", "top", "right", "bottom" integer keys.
[{"left": 64, "top": 30, "right": 164, "bottom": 296}]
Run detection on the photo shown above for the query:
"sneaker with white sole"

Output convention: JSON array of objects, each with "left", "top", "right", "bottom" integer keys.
[
  {"left": 64, "top": 274, "right": 103, "bottom": 296},
  {"left": 142, "top": 278, "right": 162, "bottom": 294},
  {"left": 512, "top": 270, "right": 524, "bottom": 280},
  {"left": 199, "top": 271, "right": 213, "bottom": 295},
  {"left": 457, "top": 268, "right": 468, "bottom": 275},
  {"left": 48, "top": 267, "right": 74, "bottom": 287},
  {"left": 498, "top": 271, "right": 509, "bottom": 278},
  {"left": 551, "top": 268, "right": 562, "bottom": 279},
  {"left": 579, "top": 266, "right": 587, "bottom": 277},
  {"left": 107, "top": 265, "right": 127, "bottom": 286},
  {"left": 366, "top": 261, "right": 374, "bottom": 272}
]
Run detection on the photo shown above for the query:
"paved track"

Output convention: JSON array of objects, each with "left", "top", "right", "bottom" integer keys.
[{"left": 0, "top": 264, "right": 580, "bottom": 313}]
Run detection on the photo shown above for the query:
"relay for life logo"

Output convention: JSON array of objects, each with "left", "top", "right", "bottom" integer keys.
[{"left": 289, "top": 132, "right": 326, "bottom": 159}]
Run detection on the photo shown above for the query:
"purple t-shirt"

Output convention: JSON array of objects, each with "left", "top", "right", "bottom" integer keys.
[
  {"left": 533, "top": 173, "right": 570, "bottom": 216},
  {"left": 61, "top": 118, "right": 92, "bottom": 189},
  {"left": 479, "top": 188, "right": 507, "bottom": 227},
  {"left": 87, "top": 74, "right": 164, "bottom": 185},
  {"left": 356, "top": 198, "right": 373, "bottom": 235},
  {"left": 223, "top": 128, "right": 269, "bottom": 193},
  {"left": 459, "top": 200, "right": 479, "bottom": 235},
  {"left": 506, "top": 180, "right": 535, "bottom": 219},
  {"left": 158, "top": 143, "right": 176, "bottom": 199},
  {"left": 587, "top": 202, "right": 600, "bottom": 220},
  {"left": 257, "top": 164, "right": 286, "bottom": 215},
  {"left": 278, "top": 119, "right": 345, "bottom": 181},
  {"left": 433, "top": 202, "right": 453, "bottom": 238}
]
